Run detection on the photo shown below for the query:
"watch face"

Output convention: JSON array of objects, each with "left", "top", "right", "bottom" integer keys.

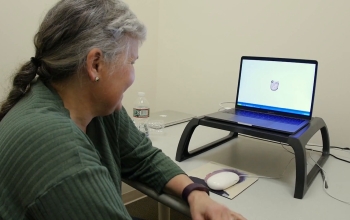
[{"left": 270, "top": 80, "right": 279, "bottom": 91}]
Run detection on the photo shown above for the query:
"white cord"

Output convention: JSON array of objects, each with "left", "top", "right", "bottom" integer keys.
[
  {"left": 218, "top": 101, "right": 236, "bottom": 112},
  {"left": 218, "top": 107, "right": 228, "bottom": 112},
  {"left": 280, "top": 143, "right": 294, "bottom": 155},
  {"left": 280, "top": 142, "right": 350, "bottom": 205},
  {"left": 280, "top": 143, "right": 312, "bottom": 166},
  {"left": 308, "top": 151, "right": 350, "bottom": 205},
  {"left": 281, "top": 143, "right": 349, "bottom": 205}
]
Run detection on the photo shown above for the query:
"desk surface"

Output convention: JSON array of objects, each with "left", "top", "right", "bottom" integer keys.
[{"left": 148, "top": 123, "right": 350, "bottom": 220}]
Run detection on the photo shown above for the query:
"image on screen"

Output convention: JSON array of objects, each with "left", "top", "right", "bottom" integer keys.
[{"left": 237, "top": 59, "right": 316, "bottom": 116}]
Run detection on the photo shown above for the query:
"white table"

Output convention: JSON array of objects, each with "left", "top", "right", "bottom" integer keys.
[{"left": 127, "top": 123, "right": 350, "bottom": 220}]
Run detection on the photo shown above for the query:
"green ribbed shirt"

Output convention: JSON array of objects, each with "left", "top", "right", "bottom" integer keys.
[{"left": 0, "top": 80, "right": 185, "bottom": 220}]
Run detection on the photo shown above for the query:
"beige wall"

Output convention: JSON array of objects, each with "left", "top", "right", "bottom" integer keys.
[
  {"left": 0, "top": 0, "right": 57, "bottom": 100},
  {"left": 1, "top": 1, "right": 349, "bottom": 148},
  {"left": 155, "top": 0, "right": 350, "bottom": 147},
  {"left": 0, "top": 0, "right": 159, "bottom": 117}
]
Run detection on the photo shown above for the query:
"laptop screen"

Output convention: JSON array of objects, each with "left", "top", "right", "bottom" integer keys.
[{"left": 236, "top": 57, "right": 317, "bottom": 117}]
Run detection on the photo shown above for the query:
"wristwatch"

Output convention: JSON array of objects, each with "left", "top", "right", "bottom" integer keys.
[{"left": 182, "top": 183, "right": 210, "bottom": 203}]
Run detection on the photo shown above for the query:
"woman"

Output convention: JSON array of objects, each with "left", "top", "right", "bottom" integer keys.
[{"left": 0, "top": 0, "right": 246, "bottom": 219}]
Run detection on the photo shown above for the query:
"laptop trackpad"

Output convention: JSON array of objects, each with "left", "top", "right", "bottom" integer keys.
[{"left": 234, "top": 115, "right": 273, "bottom": 126}]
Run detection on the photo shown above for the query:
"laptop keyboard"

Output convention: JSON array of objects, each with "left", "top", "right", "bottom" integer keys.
[{"left": 226, "top": 109, "right": 304, "bottom": 125}]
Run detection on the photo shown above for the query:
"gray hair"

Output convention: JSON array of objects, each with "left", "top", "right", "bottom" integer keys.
[{"left": 0, "top": 0, "right": 146, "bottom": 121}]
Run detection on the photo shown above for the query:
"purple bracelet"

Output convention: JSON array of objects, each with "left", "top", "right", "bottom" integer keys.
[{"left": 182, "top": 183, "right": 210, "bottom": 203}]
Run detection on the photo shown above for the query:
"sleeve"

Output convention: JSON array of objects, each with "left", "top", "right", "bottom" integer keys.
[
  {"left": 25, "top": 166, "right": 132, "bottom": 220},
  {"left": 116, "top": 107, "right": 185, "bottom": 193}
]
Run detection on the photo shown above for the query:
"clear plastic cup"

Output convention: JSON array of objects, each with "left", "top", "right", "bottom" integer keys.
[{"left": 147, "top": 120, "right": 165, "bottom": 135}]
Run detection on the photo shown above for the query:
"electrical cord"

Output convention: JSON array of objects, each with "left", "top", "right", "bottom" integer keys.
[
  {"left": 305, "top": 142, "right": 350, "bottom": 163},
  {"left": 280, "top": 143, "right": 294, "bottom": 155},
  {"left": 238, "top": 133, "right": 350, "bottom": 204},
  {"left": 279, "top": 143, "right": 328, "bottom": 187},
  {"left": 306, "top": 148, "right": 350, "bottom": 164},
  {"left": 276, "top": 141, "right": 349, "bottom": 205},
  {"left": 218, "top": 101, "right": 235, "bottom": 112},
  {"left": 279, "top": 142, "right": 315, "bottom": 165},
  {"left": 306, "top": 143, "right": 350, "bottom": 151},
  {"left": 331, "top": 146, "right": 350, "bottom": 151},
  {"left": 308, "top": 152, "right": 350, "bottom": 205}
]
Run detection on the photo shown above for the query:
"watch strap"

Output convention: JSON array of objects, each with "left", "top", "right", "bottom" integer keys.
[{"left": 181, "top": 183, "right": 210, "bottom": 203}]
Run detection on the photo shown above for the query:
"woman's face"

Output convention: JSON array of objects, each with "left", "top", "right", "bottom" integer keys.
[{"left": 94, "top": 38, "right": 139, "bottom": 115}]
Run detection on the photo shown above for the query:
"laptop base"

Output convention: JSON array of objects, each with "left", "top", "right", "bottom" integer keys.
[
  {"left": 205, "top": 110, "right": 309, "bottom": 134},
  {"left": 176, "top": 115, "right": 330, "bottom": 199}
]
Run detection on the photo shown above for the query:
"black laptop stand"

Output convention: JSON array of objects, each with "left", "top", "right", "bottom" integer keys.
[{"left": 175, "top": 116, "right": 330, "bottom": 199}]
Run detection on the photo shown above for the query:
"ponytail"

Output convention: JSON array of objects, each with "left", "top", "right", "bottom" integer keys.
[{"left": 0, "top": 61, "right": 38, "bottom": 121}]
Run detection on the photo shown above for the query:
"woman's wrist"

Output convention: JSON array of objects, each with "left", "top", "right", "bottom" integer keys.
[
  {"left": 182, "top": 183, "right": 210, "bottom": 203},
  {"left": 187, "top": 190, "right": 210, "bottom": 205}
]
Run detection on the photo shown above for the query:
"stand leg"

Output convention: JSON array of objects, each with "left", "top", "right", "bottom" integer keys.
[
  {"left": 176, "top": 118, "right": 201, "bottom": 162},
  {"left": 176, "top": 118, "right": 238, "bottom": 162},
  {"left": 320, "top": 125, "right": 330, "bottom": 155},
  {"left": 305, "top": 125, "right": 330, "bottom": 190},
  {"left": 289, "top": 119, "right": 330, "bottom": 199},
  {"left": 290, "top": 140, "right": 308, "bottom": 199}
]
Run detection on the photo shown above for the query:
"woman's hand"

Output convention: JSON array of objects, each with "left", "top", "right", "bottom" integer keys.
[
  {"left": 164, "top": 174, "right": 246, "bottom": 219},
  {"left": 188, "top": 191, "right": 246, "bottom": 220}
]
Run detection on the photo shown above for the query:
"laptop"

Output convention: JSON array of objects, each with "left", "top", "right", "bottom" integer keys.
[
  {"left": 205, "top": 56, "right": 318, "bottom": 134},
  {"left": 149, "top": 110, "right": 195, "bottom": 127}
]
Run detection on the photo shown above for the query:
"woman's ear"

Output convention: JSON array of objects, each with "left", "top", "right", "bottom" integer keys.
[{"left": 86, "top": 48, "right": 103, "bottom": 82}]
